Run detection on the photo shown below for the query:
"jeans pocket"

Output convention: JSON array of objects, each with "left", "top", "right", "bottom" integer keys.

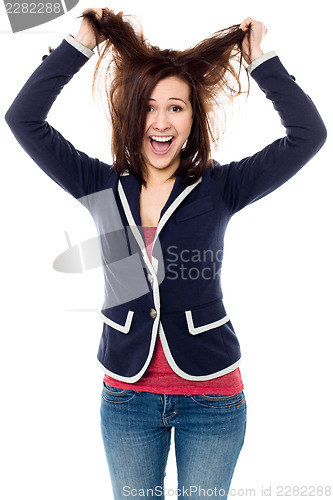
[
  {"left": 190, "top": 391, "right": 245, "bottom": 409},
  {"left": 101, "top": 381, "right": 138, "bottom": 404}
]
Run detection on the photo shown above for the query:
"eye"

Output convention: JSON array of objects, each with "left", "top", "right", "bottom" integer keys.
[
  {"left": 147, "top": 105, "right": 154, "bottom": 112},
  {"left": 171, "top": 105, "right": 182, "bottom": 112}
]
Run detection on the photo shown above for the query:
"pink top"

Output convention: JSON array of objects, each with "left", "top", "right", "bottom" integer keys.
[{"left": 104, "top": 226, "right": 244, "bottom": 395}]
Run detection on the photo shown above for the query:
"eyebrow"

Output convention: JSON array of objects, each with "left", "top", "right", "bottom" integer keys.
[{"left": 148, "top": 97, "right": 187, "bottom": 104}]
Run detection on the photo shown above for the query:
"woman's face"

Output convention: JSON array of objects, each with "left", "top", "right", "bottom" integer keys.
[{"left": 142, "top": 76, "right": 193, "bottom": 177}]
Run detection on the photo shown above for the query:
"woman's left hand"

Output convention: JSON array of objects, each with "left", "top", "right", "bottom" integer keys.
[{"left": 240, "top": 17, "right": 267, "bottom": 64}]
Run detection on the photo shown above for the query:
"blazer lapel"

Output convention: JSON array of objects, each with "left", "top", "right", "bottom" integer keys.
[
  {"left": 118, "top": 170, "right": 202, "bottom": 276},
  {"left": 119, "top": 171, "right": 202, "bottom": 229},
  {"left": 156, "top": 174, "right": 202, "bottom": 233},
  {"left": 118, "top": 170, "right": 142, "bottom": 228}
]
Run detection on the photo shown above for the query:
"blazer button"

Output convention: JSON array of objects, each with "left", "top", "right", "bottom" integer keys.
[
  {"left": 147, "top": 273, "right": 154, "bottom": 283},
  {"left": 150, "top": 308, "right": 157, "bottom": 318}
]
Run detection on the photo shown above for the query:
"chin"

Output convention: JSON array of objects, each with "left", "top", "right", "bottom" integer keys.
[{"left": 143, "top": 153, "right": 180, "bottom": 173}]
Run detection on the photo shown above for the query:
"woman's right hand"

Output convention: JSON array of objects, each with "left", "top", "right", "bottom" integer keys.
[{"left": 74, "top": 7, "right": 123, "bottom": 50}]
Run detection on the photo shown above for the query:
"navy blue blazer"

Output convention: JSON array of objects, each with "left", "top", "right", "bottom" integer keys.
[{"left": 5, "top": 37, "right": 327, "bottom": 383}]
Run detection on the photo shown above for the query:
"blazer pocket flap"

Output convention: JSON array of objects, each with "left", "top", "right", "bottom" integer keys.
[
  {"left": 175, "top": 195, "right": 214, "bottom": 222},
  {"left": 100, "top": 307, "right": 134, "bottom": 334},
  {"left": 185, "top": 300, "right": 229, "bottom": 335}
]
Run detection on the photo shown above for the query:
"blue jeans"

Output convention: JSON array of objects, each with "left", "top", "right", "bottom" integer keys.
[{"left": 100, "top": 382, "right": 247, "bottom": 499}]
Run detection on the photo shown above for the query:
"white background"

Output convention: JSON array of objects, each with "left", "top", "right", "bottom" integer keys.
[{"left": 0, "top": 0, "right": 332, "bottom": 499}]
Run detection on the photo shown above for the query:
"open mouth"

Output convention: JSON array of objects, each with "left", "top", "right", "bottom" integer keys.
[{"left": 149, "top": 135, "right": 174, "bottom": 155}]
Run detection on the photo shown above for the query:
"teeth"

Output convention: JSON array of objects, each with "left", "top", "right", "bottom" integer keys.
[{"left": 151, "top": 136, "right": 173, "bottom": 142}]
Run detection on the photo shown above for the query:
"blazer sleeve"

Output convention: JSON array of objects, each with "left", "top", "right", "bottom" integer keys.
[
  {"left": 214, "top": 55, "right": 327, "bottom": 215},
  {"left": 4, "top": 37, "right": 113, "bottom": 200}
]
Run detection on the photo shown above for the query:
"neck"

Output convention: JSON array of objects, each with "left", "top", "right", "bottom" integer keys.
[{"left": 144, "top": 164, "right": 179, "bottom": 188}]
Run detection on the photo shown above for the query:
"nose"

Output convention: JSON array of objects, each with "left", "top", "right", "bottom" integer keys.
[{"left": 152, "top": 110, "right": 171, "bottom": 131}]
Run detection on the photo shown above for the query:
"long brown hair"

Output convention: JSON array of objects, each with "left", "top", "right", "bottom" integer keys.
[{"left": 80, "top": 10, "right": 251, "bottom": 188}]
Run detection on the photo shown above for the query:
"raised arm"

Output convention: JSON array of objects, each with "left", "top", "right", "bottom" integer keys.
[
  {"left": 213, "top": 18, "right": 327, "bottom": 215},
  {"left": 4, "top": 8, "right": 119, "bottom": 200}
]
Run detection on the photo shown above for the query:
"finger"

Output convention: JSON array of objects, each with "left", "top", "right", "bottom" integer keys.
[
  {"left": 95, "top": 8, "right": 104, "bottom": 20},
  {"left": 240, "top": 17, "right": 255, "bottom": 31}
]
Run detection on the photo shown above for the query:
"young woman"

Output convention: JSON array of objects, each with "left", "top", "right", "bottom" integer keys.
[{"left": 5, "top": 7, "right": 327, "bottom": 499}]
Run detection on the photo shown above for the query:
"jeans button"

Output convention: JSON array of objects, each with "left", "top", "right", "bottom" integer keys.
[{"left": 150, "top": 308, "right": 157, "bottom": 318}]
